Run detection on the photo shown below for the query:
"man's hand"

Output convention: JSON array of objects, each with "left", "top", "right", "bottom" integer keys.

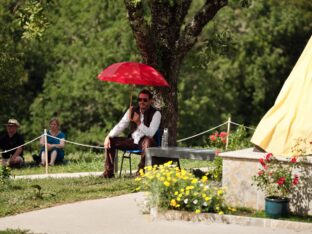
[
  {"left": 131, "top": 112, "right": 141, "bottom": 126},
  {"left": 104, "top": 136, "right": 111, "bottom": 149}
]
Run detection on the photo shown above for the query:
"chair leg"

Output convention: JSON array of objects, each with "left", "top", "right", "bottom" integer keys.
[
  {"left": 119, "top": 152, "right": 125, "bottom": 178},
  {"left": 129, "top": 153, "right": 132, "bottom": 176},
  {"left": 177, "top": 159, "right": 181, "bottom": 170}
]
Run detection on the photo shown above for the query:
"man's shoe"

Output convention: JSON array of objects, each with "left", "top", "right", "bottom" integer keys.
[
  {"left": 32, "top": 154, "right": 40, "bottom": 164},
  {"left": 101, "top": 172, "right": 114, "bottom": 179}
]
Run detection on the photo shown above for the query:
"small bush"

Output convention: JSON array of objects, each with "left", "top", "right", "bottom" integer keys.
[
  {"left": 0, "top": 165, "right": 11, "bottom": 185},
  {"left": 136, "top": 161, "right": 228, "bottom": 214}
]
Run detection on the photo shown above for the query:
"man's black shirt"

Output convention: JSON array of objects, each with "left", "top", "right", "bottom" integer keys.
[{"left": 0, "top": 132, "right": 24, "bottom": 159}]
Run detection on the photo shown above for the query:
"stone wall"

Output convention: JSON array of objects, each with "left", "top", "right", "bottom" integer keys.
[{"left": 219, "top": 148, "right": 312, "bottom": 215}]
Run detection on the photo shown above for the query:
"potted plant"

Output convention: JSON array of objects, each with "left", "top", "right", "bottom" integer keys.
[{"left": 252, "top": 153, "right": 300, "bottom": 218}]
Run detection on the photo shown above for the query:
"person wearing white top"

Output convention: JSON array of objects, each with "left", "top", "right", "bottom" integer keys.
[{"left": 102, "top": 89, "right": 161, "bottom": 178}]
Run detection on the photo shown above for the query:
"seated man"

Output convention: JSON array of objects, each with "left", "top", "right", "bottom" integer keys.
[
  {"left": 0, "top": 119, "right": 24, "bottom": 168},
  {"left": 103, "top": 89, "right": 161, "bottom": 178}
]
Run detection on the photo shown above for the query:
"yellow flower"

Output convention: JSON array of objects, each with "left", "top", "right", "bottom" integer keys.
[
  {"left": 201, "top": 176, "right": 208, "bottom": 182},
  {"left": 174, "top": 191, "right": 179, "bottom": 195},
  {"left": 191, "top": 178, "right": 198, "bottom": 184},
  {"left": 204, "top": 196, "right": 211, "bottom": 201},
  {"left": 217, "top": 189, "right": 223, "bottom": 196},
  {"left": 135, "top": 187, "right": 141, "bottom": 191},
  {"left": 195, "top": 209, "right": 201, "bottom": 214},
  {"left": 163, "top": 181, "right": 170, "bottom": 187},
  {"left": 145, "top": 166, "right": 152, "bottom": 171},
  {"left": 170, "top": 199, "right": 177, "bottom": 207},
  {"left": 164, "top": 161, "right": 173, "bottom": 166},
  {"left": 218, "top": 211, "right": 224, "bottom": 215},
  {"left": 134, "top": 177, "right": 141, "bottom": 181}
]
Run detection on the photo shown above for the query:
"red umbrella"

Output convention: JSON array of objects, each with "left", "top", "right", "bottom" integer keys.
[
  {"left": 97, "top": 62, "right": 169, "bottom": 87},
  {"left": 98, "top": 62, "right": 169, "bottom": 107}
]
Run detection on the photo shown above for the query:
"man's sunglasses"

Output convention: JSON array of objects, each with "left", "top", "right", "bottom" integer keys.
[{"left": 138, "top": 98, "right": 149, "bottom": 103}]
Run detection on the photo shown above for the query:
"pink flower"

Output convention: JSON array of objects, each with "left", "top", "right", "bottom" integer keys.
[
  {"left": 277, "top": 177, "right": 285, "bottom": 185},
  {"left": 219, "top": 132, "right": 227, "bottom": 138},
  {"left": 209, "top": 135, "right": 216, "bottom": 141},
  {"left": 259, "top": 158, "right": 266, "bottom": 168},
  {"left": 293, "top": 175, "right": 299, "bottom": 185},
  {"left": 258, "top": 170, "right": 264, "bottom": 176},
  {"left": 265, "top": 153, "right": 273, "bottom": 161},
  {"left": 291, "top": 157, "right": 297, "bottom": 163}
]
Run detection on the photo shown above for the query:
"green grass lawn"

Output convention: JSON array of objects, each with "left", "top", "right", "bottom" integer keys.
[
  {"left": 10, "top": 151, "right": 212, "bottom": 176},
  {"left": 230, "top": 207, "right": 312, "bottom": 223},
  {"left": 0, "top": 176, "right": 137, "bottom": 217}
]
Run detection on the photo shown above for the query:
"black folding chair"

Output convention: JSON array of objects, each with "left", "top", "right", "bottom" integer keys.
[{"left": 119, "top": 129, "right": 161, "bottom": 177}]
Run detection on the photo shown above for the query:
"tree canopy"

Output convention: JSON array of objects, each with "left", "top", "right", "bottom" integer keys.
[{"left": 0, "top": 0, "right": 311, "bottom": 149}]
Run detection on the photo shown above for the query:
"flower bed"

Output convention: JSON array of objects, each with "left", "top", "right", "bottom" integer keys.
[{"left": 136, "top": 161, "right": 230, "bottom": 214}]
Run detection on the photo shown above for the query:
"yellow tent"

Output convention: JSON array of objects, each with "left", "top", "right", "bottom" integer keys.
[{"left": 251, "top": 35, "right": 312, "bottom": 156}]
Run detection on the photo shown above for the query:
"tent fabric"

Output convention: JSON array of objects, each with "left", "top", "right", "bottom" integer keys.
[{"left": 251, "top": 35, "right": 312, "bottom": 156}]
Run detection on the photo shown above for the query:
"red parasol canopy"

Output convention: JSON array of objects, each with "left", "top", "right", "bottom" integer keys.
[{"left": 97, "top": 62, "right": 169, "bottom": 87}]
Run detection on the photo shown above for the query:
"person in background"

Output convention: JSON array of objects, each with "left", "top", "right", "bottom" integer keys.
[
  {"left": 39, "top": 117, "right": 65, "bottom": 166},
  {"left": 0, "top": 119, "right": 24, "bottom": 168},
  {"left": 102, "top": 89, "right": 161, "bottom": 178}
]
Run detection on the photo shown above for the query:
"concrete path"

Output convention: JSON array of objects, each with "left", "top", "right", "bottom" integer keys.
[{"left": 0, "top": 192, "right": 310, "bottom": 234}]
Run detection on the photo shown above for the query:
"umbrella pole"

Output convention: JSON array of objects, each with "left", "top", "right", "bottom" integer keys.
[
  {"left": 129, "top": 84, "right": 133, "bottom": 108},
  {"left": 129, "top": 85, "right": 134, "bottom": 120}
]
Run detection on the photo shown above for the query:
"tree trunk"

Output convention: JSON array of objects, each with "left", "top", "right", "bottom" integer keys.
[{"left": 124, "top": 0, "right": 228, "bottom": 144}]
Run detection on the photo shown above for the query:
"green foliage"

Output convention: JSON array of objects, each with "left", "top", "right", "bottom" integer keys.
[
  {"left": 203, "top": 125, "right": 252, "bottom": 181},
  {"left": 227, "top": 125, "right": 252, "bottom": 150},
  {"left": 16, "top": 0, "right": 50, "bottom": 40},
  {"left": 178, "top": 0, "right": 312, "bottom": 145},
  {"left": 26, "top": 0, "right": 141, "bottom": 145},
  {"left": 0, "top": 165, "right": 11, "bottom": 185},
  {"left": 206, "top": 156, "right": 223, "bottom": 182}
]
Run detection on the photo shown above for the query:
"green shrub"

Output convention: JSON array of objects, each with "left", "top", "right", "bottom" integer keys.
[
  {"left": 136, "top": 161, "right": 228, "bottom": 214},
  {"left": 0, "top": 165, "right": 11, "bottom": 185}
]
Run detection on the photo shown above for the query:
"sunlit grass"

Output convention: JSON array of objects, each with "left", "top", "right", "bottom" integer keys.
[
  {"left": 0, "top": 176, "right": 137, "bottom": 217},
  {"left": 11, "top": 151, "right": 212, "bottom": 176}
]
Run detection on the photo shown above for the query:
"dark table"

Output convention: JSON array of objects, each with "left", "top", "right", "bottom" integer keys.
[{"left": 145, "top": 147, "right": 216, "bottom": 166}]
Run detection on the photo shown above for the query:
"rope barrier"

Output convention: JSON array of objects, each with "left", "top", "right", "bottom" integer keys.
[
  {"left": 176, "top": 120, "right": 256, "bottom": 142},
  {"left": 0, "top": 135, "right": 43, "bottom": 154},
  {"left": 0, "top": 121, "right": 255, "bottom": 154},
  {"left": 47, "top": 135, "right": 105, "bottom": 149},
  {"left": 176, "top": 121, "right": 228, "bottom": 143},
  {"left": 0, "top": 133, "right": 105, "bottom": 156},
  {"left": 230, "top": 121, "right": 255, "bottom": 130}
]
